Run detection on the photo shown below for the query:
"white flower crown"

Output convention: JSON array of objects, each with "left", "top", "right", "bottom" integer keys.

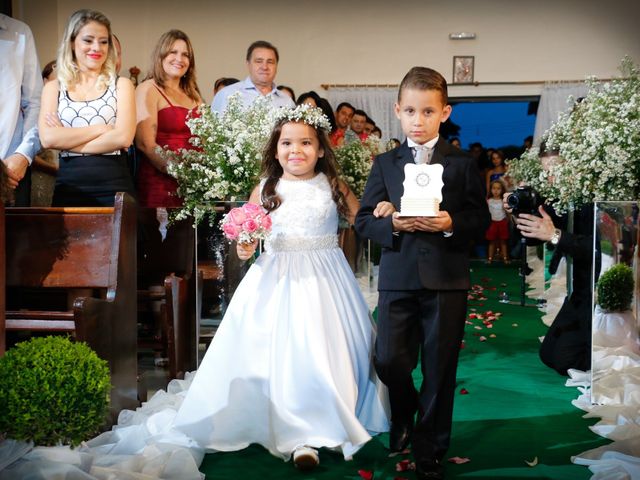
[{"left": 273, "top": 104, "right": 332, "bottom": 131}]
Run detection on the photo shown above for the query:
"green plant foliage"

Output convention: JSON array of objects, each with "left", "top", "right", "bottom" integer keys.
[
  {"left": 596, "top": 263, "right": 634, "bottom": 312},
  {"left": 0, "top": 336, "right": 111, "bottom": 447}
]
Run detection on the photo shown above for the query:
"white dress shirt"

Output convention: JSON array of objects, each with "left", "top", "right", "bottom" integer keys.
[
  {"left": 0, "top": 14, "right": 42, "bottom": 164},
  {"left": 211, "top": 76, "right": 294, "bottom": 114}
]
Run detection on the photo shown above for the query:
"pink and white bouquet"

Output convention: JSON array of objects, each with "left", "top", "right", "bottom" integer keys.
[{"left": 220, "top": 203, "right": 272, "bottom": 244}]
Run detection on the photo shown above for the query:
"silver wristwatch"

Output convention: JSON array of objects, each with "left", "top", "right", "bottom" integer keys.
[{"left": 550, "top": 228, "right": 561, "bottom": 245}]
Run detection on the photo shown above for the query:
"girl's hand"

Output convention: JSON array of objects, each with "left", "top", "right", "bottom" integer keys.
[
  {"left": 374, "top": 201, "right": 396, "bottom": 218},
  {"left": 237, "top": 239, "right": 258, "bottom": 261}
]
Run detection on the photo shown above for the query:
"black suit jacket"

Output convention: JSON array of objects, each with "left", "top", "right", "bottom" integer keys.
[{"left": 355, "top": 139, "right": 490, "bottom": 291}]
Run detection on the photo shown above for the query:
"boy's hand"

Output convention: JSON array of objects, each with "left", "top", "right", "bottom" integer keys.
[
  {"left": 237, "top": 239, "right": 258, "bottom": 261},
  {"left": 414, "top": 211, "right": 453, "bottom": 233},
  {"left": 374, "top": 201, "right": 396, "bottom": 218},
  {"left": 392, "top": 212, "right": 417, "bottom": 232}
]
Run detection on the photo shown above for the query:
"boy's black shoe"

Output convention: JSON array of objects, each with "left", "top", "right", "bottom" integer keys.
[
  {"left": 415, "top": 458, "right": 444, "bottom": 480},
  {"left": 389, "top": 421, "right": 412, "bottom": 452}
]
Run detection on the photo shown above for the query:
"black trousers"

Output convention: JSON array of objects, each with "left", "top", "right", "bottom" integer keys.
[
  {"left": 539, "top": 296, "right": 591, "bottom": 375},
  {"left": 375, "top": 289, "right": 467, "bottom": 461},
  {"left": 12, "top": 167, "right": 32, "bottom": 206}
]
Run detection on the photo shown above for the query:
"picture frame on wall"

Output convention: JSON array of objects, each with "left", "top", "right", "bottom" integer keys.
[{"left": 453, "top": 56, "right": 474, "bottom": 84}]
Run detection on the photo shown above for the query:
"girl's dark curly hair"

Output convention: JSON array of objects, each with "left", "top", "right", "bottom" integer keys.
[{"left": 260, "top": 119, "right": 348, "bottom": 218}]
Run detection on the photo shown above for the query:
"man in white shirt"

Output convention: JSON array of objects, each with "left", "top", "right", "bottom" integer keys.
[
  {"left": 0, "top": 14, "right": 42, "bottom": 205},
  {"left": 211, "top": 40, "right": 294, "bottom": 113}
]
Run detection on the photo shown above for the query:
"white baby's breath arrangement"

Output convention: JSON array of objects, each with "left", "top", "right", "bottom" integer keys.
[
  {"left": 164, "top": 93, "right": 274, "bottom": 223},
  {"left": 334, "top": 137, "right": 380, "bottom": 198},
  {"left": 508, "top": 57, "right": 640, "bottom": 213}
]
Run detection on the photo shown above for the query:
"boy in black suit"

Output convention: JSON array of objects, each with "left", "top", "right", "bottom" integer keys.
[{"left": 355, "top": 67, "right": 489, "bottom": 480}]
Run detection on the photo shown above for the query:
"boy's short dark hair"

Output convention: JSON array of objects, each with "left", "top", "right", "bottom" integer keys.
[
  {"left": 246, "top": 40, "right": 279, "bottom": 62},
  {"left": 398, "top": 66, "right": 448, "bottom": 104},
  {"left": 353, "top": 109, "right": 367, "bottom": 118}
]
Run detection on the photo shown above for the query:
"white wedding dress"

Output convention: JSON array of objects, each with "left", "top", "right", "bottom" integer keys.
[
  {"left": 173, "top": 173, "right": 389, "bottom": 458},
  {"left": 0, "top": 173, "right": 389, "bottom": 479}
]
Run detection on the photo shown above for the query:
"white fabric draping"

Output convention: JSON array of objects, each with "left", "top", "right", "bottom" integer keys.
[
  {"left": 525, "top": 247, "right": 640, "bottom": 480},
  {"left": 533, "top": 82, "right": 588, "bottom": 144},
  {"left": 325, "top": 87, "right": 402, "bottom": 142}
]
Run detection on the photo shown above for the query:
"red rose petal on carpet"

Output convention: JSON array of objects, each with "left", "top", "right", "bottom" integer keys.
[
  {"left": 358, "top": 469, "right": 374, "bottom": 479},
  {"left": 448, "top": 456, "right": 471, "bottom": 464},
  {"left": 395, "top": 459, "right": 415, "bottom": 471}
]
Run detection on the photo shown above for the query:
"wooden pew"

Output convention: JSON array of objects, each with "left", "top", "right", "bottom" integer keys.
[
  {"left": 4, "top": 192, "right": 138, "bottom": 420},
  {"left": 137, "top": 208, "right": 196, "bottom": 380}
]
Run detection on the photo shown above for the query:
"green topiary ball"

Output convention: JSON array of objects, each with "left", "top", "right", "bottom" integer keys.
[
  {"left": 0, "top": 336, "right": 111, "bottom": 447},
  {"left": 596, "top": 263, "right": 635, "bottom": 312}
]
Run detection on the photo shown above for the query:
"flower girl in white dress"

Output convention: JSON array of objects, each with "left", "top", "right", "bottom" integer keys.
[{"left": 171, "top": 105, "right": 389, "bottom": 470}]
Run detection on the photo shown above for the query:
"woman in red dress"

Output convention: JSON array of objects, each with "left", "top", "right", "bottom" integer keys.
[{"left": 135, "top": 30, "right": 202, "bottom": 207}]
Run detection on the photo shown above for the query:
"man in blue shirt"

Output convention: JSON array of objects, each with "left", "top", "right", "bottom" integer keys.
[
  {"left": 211, "top": 40, "right": 294, "bottom": 113},
  {"left": 0, "top": 14, "right": 42, "bottom": 205}
]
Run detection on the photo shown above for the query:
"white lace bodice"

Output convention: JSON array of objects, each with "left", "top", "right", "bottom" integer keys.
[{"left": 263, "top": 173, "right": 339, "bottom": 252}]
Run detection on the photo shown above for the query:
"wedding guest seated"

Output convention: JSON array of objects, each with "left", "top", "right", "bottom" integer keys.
[
  {"left": 277, "top": 85, "right": 295, "bottom": 101},
  {"left": 42, "top": 59, "right": 56, "bottom": 82},
  {"left": 112, "top": 33, "right": 122, "bottom": 74},
  {"left": 39, "top": 9, "right": 135, "bottom": 207},
  {"left": 317, "top": 97, "right": 337, "bottom": 135},
  {"left": 344, "top": 109, "right": 368, "bottom": 144},
  {"left": 213, "top": 76, "right": 239, "bottom": 96},
  {"left": 364, "top": 116, "right": 376, "bottom": 135},
  {"left": 135, "top": 29, "right": 202, "bottom": 207},
  {"left": 296, "top": 90, "right": 322, "bottom": 107},
  {"left": 330, "top": 102, "right": 355, "bottom": 147}
]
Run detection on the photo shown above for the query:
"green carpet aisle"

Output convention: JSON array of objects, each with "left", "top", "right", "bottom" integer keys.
[{"left": 199, "top": 261, "right": 608, "bottom": 479}]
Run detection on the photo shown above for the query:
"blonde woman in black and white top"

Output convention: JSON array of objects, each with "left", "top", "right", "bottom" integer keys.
[{"left": 39, "top": 9, "right": 135, "bottom": 206}]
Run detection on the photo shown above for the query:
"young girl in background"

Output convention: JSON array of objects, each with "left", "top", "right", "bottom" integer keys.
[
  {"left": 172, "top": 105, "right": 389, "bottom": 470},
  {"left": 486, "top": 179, "right": 510, "bottom": 264}
]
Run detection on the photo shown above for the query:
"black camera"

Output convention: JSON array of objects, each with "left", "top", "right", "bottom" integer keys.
[{"left": 507, "top": 186, "right": 542, "bottom": 216}]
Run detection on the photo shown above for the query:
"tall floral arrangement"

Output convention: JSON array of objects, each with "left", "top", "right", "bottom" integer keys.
[
  {"left": 165, "top": 93, "right": 275, "bottom": 223},
  {"left": 335, "top": 136, "right": 385, "bottom": 198},
  {"left": 508, "top": 57, "right": 640, "bottom": 213}
]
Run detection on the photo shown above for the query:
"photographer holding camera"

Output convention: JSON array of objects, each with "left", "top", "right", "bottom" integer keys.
[{"left": 504, "top": 150, "right": 600, "bottom": 376}]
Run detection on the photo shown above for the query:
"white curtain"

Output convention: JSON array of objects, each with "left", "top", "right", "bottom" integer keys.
[
  {"left": 325, "top": 87, "right": 403, "bottom": 142},
  {"left": 533, "top": 82, "right": 588, "bottom": 144}
]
